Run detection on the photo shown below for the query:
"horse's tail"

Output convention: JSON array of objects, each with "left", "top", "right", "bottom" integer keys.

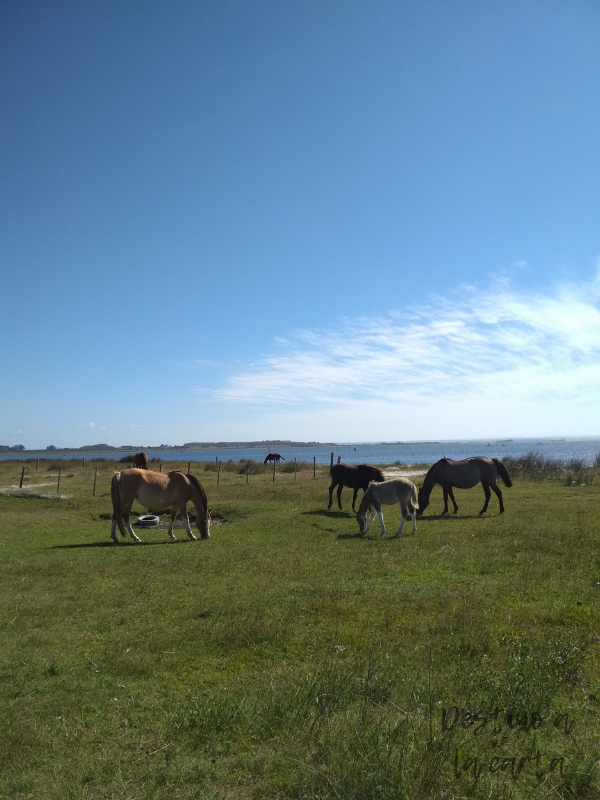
[
  {"left": 110, "top": 472, "right": 127, "bottom": 537},
  {"left": 493, "top": 458, "right": 513, "bottom": 488},
  {"left": 410, "top": 481, "right": 419, "bottom": 512}
]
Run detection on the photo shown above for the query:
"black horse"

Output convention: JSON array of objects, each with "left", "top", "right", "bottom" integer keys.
[
  {"left": 264, "top": 453, "right": 285, "bottom": 464},
  {"left": 417, "top": 456, "right": 512, "bottom": 516},
  {"left": 328, "top": 463, "right": 385, "bottom": 511}
]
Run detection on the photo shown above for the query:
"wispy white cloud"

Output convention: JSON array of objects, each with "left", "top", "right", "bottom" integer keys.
[
  {"left": 80, "top": 422, "right": 96, "bottom": 429},
  {"left": 204, "top": 268, "right": 600, "bottom": 440}
]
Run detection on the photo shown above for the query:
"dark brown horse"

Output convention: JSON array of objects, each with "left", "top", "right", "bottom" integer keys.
[
  {"left": 133, "top": 451, "right": 149, "bottom": 469},
  {"left": 264, "top": 453, "right": 285, "bottom": 464},
  {"left": 328, "top": 463, "right": 385, "bottom": 511},
  {"left": 417, "top": 457, "right": 512, "bottom": 516}
]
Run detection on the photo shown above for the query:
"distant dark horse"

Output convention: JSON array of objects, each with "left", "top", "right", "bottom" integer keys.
[
  {"left": 418, "top": 457, "right": 513, "bottom": 516},
  {"left": 133, "top": 452, "right": 149, "bottom": 470},
  {"left": 328, "top": 463, "right": 385, "bottom": 511},
  {"left": 264, "top": 453, "right": 285, "bottom": 464}
]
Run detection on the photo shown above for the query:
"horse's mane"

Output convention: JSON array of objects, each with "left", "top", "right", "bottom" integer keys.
[{"left": 186, "top": 473, "right": 208, "bottom": 510}]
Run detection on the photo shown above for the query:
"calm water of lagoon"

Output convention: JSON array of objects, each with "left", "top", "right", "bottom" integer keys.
[{"left": 3, "top": 437, "right": 600, "bottom": 466}]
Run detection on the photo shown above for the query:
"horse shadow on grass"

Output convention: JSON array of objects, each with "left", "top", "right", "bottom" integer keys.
[
  {"left": 52, "top": 539, "right": 198, "bottom": 550},
  {"left": 301, "top": 510, "right": 353, "bottom": 520}
]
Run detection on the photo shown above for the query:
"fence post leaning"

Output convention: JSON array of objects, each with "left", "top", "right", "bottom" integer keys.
[
  {"left": 57, "top": 467, "right": 62, "bottom": 495},
  {"left": 294, "top": 457, "right": 297, "bottom": 481},
  {"left": 19, "top": 466, "right": 25, "bottom": 488},
  {"left": 272, "top": 460, "right": 276, "bottom": 483},
  {"left": 314, "top": 456, "right": 316, "bottom": 479},
  {"left": 187, "top": 461, "right": 191, "bottom": 475},
  {"left": 93, "top": 467, "right": 98, "bottom": 496},
  {"left": 217, "top": 459, "right": 221, "bottom": 485}
]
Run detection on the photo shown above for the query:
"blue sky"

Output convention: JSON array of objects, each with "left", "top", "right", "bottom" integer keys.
[{"left": 2, "top": 0, "right": 599, "bottom": 448}]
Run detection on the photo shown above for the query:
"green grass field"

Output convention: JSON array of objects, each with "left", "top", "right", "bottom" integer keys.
[{"left": 0, "top": 458, "right": 599, "bottom": 799}]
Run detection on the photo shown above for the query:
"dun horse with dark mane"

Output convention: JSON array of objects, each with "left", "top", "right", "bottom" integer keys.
[
  {"left": 418, "top": 456, "right": 512, "bottom": 516},
  {"left": 110, "top": 469, "right": 210, "bottom": 543},
  {"left": 328, "top": 463, "right": 385, "bottom": 511}
]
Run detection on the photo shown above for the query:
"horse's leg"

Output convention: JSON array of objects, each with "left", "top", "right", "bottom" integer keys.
[
  {"left": 336, "top": 484, "right": 344, "bottom": 511},
  {"left": 447, "top": 487, "right": 459, "bottom": 514},
  {"left": 167, "top": 508, "right": 178, "bottom": 540},
  {"left": 366, "top": 507, "right": 376, "bottom": 532},
  {"left": 352, "top": 486, "right": 359, "bottom": 511},
  {"left": 110, "top": 516, "right": 120, "bottom": 544},
  {"left": 376, "top": 509, "right": 386, "bottom": 536},
  {"left": 441, "top": 486, "right": 449, "bottom": 515},
  {"left": 479, "top": 484, "right": 492, "bottom": 515},
  {"left": 394, "top": 502, "right": 407, "bottom": 537},
  {"left": 489, "top": 481, "right": 504, "bottom": 513},
  {"left": 183, "top": 507, "right": 197, "bottom": 541},
  {"left": 410, "top": 504, "right": 417, "bottom": 534},
  {"left": 328, "top": 481, "right": 336, "bottom": 509},
  {"left": 123, "top": 504, "right": 141, "bottom": 542}
]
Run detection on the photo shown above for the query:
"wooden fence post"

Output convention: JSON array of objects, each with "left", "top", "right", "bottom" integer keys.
[
  {"left": 246, "top": 467, "right": 249, "bottom": 484},
  {"left": 294, "top": 457, "right": 297, "bottom": 480},
  {"left": 93, "top": 467, "right": 98, "bottom": 496},
  {"left": 57, "top": 467, "right": 62, "bottom": 495},
  {"left": 187, "top": 461, "right": 191, "bottom": 475},
  {"left": 159, "top": 461, "right": 162, "bottom": 472},
  {"left": 330, "top": 452, "right": 334, "bottom": 470},
  {"left": 36, "top": 458, "right": 39, "bottom": 470},
  {"left": 19, "top": 466, "right": 25, "bottom": 488},
  {"left": 272, "top": 460, "right": 276, "bottom": 482},
  {"left": 337, "top": 455, "right": 341, "bottom": 464},
  {"left": 217, "top": 459, "right": 221, "bottom": 485},
  {"left": 82, "top": 458, "right": 85, "bottom": 468}
]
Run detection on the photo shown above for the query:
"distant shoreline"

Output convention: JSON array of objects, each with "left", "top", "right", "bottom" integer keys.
[{"left": 3, "top": 435, "right": 600, "bottom": 457}]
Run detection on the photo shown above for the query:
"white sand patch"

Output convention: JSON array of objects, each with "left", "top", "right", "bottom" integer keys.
[{"left": 381, "top": 469, "right": 426, "bottom": 479}]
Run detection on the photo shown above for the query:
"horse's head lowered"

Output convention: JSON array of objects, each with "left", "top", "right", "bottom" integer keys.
[
  {"left": 356, "top": 508, "right": 369, "bottom": 535},
  {"left": 196, "top": 507, "right": 211, "bottom": 539},
  {"left": 416, "top": 487, "right": 429, "bottom": 515}
]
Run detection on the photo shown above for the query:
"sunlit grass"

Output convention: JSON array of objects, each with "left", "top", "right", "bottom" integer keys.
[{"left": 0, "top": 457, "right": 599, "bottom": 798}]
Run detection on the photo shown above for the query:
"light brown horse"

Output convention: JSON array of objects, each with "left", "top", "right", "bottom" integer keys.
[
  {"left": 110, "top": 469, "right": 210, "bottom": 543},
  {"left": 133, "top": 452, "right": 149, "bottom": 469},
  {"left": 417, "top": 457, "right": 513, "bottom": 516}
]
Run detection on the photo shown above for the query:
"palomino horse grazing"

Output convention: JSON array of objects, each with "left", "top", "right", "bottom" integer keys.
[
  {"left": 110, "top": 469, "right": 210, "bottom": 543},
  {"left": 417, "top": 457, "right": 513, "bottom": 516},
  {"left": 133, "top": 451, "right": 148, "bottom": 469},
  {"left": 264, "top": 453, "right": 285, "bottom": 464},
  {"left": 356, "top": 478, "right": 419, "bottom": 537},
  {"left": 328, "top": 463, "right": 385, "bottom": 511}
]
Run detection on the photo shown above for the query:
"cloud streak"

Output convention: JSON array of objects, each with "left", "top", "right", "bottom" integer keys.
[{"left": 214, "top": 272, "right": 600, "bottom": 399}]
